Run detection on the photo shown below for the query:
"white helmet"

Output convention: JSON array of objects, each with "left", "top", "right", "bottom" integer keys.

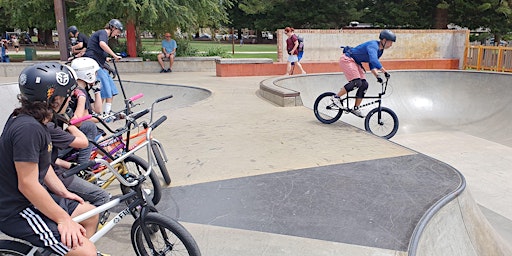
[{"left": 70, "top": 57, "right": 100, "bottom": 84}]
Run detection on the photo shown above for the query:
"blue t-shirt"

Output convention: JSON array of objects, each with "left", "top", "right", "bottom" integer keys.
[
  {"left": 161, "top": 39, "right": 177, "bottom": 54},
  {"left": 0, "top": 114, "right": 52, "bottom": 221},
  {"left": 345, "top": 40, "right": 384, "bottom": 70},
  {"left": 85, "top": 29, "right": 109, "bottom": 66}
]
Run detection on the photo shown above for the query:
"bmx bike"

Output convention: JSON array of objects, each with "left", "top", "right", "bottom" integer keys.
[{"left": 313, "top": 77, "right": 399, "bottom": 139}]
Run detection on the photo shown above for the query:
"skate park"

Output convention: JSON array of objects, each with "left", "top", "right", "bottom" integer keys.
[{"left": 1, "top": 68, "right": 511, "bottom": 255}]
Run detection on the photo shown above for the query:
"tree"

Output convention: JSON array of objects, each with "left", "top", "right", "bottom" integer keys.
[
  {"left": 0, "top": 0, "right": 58, "bottom": 45},
  {"left": 448, "top": 0, "right": 512, "bottom": 43}
]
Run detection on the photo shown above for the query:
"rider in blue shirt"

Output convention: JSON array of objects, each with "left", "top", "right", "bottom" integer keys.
[{"left": 335, "top": 30, "right": 396, "bottom": 117}]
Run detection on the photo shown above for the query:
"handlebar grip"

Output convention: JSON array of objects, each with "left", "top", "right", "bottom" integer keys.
[
  {"left": 131, "top": 109, "right": 150, "bottom": 120},
  {"left": 70, "top": 114, "right": 93, "bottom": 125},
  {"left": 62, "top": 160, "right": 97, "bottom": 178},
  {"left": 156, "top": 95, "right": 173, "bottom": 103},
  {"left": 129, "top": 93, "right": 144, "bottom": 102},
  {"left": 150, "top": 116, "right": 167, "bottom": 130}
]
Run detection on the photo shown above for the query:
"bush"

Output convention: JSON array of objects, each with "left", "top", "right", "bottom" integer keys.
[
  {"left": 201, "top": 46, "right": 231, "bottom": 58},
  {"left": 175, "top": 39, "right": 199, "bottom": 57}
]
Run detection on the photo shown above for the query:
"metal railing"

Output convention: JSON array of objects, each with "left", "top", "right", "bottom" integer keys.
[{"left": 464, "top": 45, "right": 512, "bottom": 72}]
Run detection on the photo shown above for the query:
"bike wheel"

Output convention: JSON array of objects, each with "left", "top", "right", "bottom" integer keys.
[
  {"left": 0, "top": 240, "right": 43, "bottom": 256},
  {"left": 151, "top": 141, "right": 171, "bottom": 185},
  {"left": 131, "top": 213, "right": 201, "bottom": 256},
  {"left": 364, "top": 107, "right": 399, "bottom": 139},
  {"left": 120, "top": 155, "right": 162, "bottom": 205},
  {"left": 313, "top": 92, "right": 344, "bottom": 124}
]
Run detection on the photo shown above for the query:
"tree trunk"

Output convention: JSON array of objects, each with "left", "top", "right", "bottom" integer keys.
[
  {"left": 126, "top": 19, "right": 137, "bottom": 57},
  {"left": 434, "top": 8, "right": 448, "bottom": 29}
]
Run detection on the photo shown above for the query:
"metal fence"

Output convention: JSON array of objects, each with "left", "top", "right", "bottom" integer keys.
[{"left": 464, "top": 45, "right": 512, "bottom": 72}]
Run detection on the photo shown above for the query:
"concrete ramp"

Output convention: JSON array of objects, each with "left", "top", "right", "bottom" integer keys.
[
  {"left": 415, "top": 189, "right": 512, "bottom": 256},
  {"left": 0, "top": 83, "right": 21, "bottom": 129},
  {"left": 268, "top": 70, "right": 512, "bottom": 255},
  {"left": 273, "top": 70, "right": 512, "bottom": 147}
]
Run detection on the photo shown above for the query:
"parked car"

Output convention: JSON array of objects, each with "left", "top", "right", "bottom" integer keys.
[
  {"left": 489, "top": 38, "right": 508, "bottom": 46},
  {"left": 223, "top": 34, "right": 238, "bottom": 40}
]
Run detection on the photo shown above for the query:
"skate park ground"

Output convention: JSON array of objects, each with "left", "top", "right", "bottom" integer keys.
[{"left": 0, "top": 70, "right": 511, "bottom": 255}]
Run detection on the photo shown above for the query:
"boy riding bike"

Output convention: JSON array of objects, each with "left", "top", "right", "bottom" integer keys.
[{"left": 334, "top": 29, "right": 396, "bottom": 117}]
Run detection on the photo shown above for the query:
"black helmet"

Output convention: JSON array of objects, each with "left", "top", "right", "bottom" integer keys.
[
  {"left": 108, "top": 19, "right": 124, "bottom": 32},
  {"left": 379, "top": 30, "right": 396, "bottom": 42},
  {"left": 68, "top": 25, "right": 78, "bottom": 35},
  {"left": 19, "top": 63, "right": 77, "bottom": 104}
]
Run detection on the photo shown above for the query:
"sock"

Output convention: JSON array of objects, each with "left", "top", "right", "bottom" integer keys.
[{"left": 104, "top": 103, "right": 112, "bottom": 114}]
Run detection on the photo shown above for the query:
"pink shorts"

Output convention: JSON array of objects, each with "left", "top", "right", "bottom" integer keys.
[{"left": 339, "top": 54, "right": 366, "bottom": 81}]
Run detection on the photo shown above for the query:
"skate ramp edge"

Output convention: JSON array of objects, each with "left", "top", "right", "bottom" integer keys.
[{"left": 413, "top": 189, "right": 512, "bottom": 256}]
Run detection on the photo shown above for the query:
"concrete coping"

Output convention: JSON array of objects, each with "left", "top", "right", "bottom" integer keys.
[
  {"left": 216, "top": 58, "right": 273, "bottom": 64},
  {"left": 119, "top": 57, "right": 143, "bottom": 62}
]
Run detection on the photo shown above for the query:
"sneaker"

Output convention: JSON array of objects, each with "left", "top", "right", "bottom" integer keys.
[
  {"left": 101, "top": 112, "right": 114, "bottom": 123},
  {"left": 350, "top": 108, "right": 365, "bottom": 118},
  {"left": 331, "top": 96, "right": 342, "bottom": 107},
  {"left": 166, "top": 68, "right": 172, "bottom": 72},
  {"left": 97, "top": 252, "right": 111, "bottom": 256},
  {"left": 159, "top": 68, "right": 166, "bottom": 73}
]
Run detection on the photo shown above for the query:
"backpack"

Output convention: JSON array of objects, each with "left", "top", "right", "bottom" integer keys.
[{"left": 297, "top": 36, "right": 304, "bottom": 52}]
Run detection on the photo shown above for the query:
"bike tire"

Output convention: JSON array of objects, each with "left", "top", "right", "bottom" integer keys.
[
  {"left": 151, "top": 141, "right": 171, "bottom": 185},
  {"left": 364, "top": 107, "right": 399, "bottom": 139},
  {"left": 0, "top": 240, "right": 43, "bottom": 256},
  {"left": 120, "top": 155, "right": 162, "bottom": 205},
  {"left": 313, "top": 92, "right": 344, "bottom": 124},
  {"left": 131, "top": 213, "right": 201, "bottom": 256}
]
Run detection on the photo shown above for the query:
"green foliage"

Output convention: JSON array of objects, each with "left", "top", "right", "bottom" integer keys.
[
  {"left": 202, "top": 46, "right": 231, "bottom": 58},
  {"left": 175, "top": 39, "right": 199, "bottom": 57}
]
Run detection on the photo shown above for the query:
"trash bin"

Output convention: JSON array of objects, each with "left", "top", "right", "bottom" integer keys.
[{"left": 24, "top": 47, "right": 37, "bottom": 61}]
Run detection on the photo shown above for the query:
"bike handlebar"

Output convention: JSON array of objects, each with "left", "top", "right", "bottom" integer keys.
[
  {"left": 62, "top": 160, "right": 97, "bottom": 178},
  {"left": 69, "top": 114, "right": 93, "bottom": 125},
  {"left": 129, "top": 93, "right": 144, "bottom": 102},
  {"left": 155, "top": 95, "right": 173, "bottom": 103},
  {"left": 150, "top": 116, "right": 167, "bottom": 130}
]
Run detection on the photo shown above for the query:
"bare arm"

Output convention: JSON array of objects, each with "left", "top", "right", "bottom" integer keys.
[
  {"left": 16, "top": 162, "right": 86, "bottom": 248},
  {"left": 65, "top": 125, "right": 88, "bottom": 149},
  {"left": 99, "top": 41, "right": 121, "bottom": 61}
]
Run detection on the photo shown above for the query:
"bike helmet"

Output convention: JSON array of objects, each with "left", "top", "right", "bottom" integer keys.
[
  {"left": 108, "top": 19, "right": 124, "bottom": 32},
  {"left": 19, "top": 62, "right": 77, "bottom": 104},
  {"left": 68, "top": 25, "right": 78, "bottom": 35},
  {"left": 70, "top": 57, "right": 100, "bottom": 84},
  {"left": 379, "top": 30, "right": 396, "bottom": 42}
]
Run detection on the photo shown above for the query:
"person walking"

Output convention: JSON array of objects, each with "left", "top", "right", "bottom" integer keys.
[{"left": 284, "top": 27, "right": 306, "bottom": 75}]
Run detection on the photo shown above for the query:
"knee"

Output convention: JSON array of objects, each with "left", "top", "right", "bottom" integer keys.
[
  {"left": 344, "top": 78, "right": 362, "bottom": 92},
  {"left": 356, "top": 79, "right": 369, "bottom": 97}
]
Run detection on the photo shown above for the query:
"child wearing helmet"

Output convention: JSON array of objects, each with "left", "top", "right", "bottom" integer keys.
[
  {"left": 334, "top": 29, "right": 396, "bottom": 118},
  {"left": 0, "top": 63, "right": 98, "bottom": 255},
  {"left": 68, "top": 26, "right": 89, "bottom": 59},
  {"left": 84, "top": 19, "right": 124, "bottom": 115}
]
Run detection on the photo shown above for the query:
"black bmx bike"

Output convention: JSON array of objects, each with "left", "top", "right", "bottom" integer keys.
[{"left": 313, "top": 77, "right": 399, "bottom": 139}]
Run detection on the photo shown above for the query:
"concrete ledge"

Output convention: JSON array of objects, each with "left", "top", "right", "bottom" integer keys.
[
  {"left": 259, "top": 76, "right": 302, "bottom": 107},
  {"left": 0, "top": 57, "right": 221, "bottom": 77},
  {"left": 115, "top": 57, "right": 220, "bottom": 73},
  {"left": 216, "top": 58, "right": 273, "bottom": 64},
  {"left": 217, "top": 58, "right": 460, "bottom": 77}
]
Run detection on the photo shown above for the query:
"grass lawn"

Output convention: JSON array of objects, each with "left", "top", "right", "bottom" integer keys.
[
  {"left": 136, "top": 39, "right": 278, "bottom": 60},
  {"left": 9, "top": 39, "right": 278, "bottom": 62}
]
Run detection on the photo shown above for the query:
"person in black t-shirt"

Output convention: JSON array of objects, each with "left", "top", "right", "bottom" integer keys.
[
  {"left": 68, "top": 26, "right": 89, "bottom": 59},
  {"left": 0, "top": 63, "right": 98, "bottom": 255}
]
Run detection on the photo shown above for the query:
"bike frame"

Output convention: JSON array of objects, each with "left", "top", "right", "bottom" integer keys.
[{"left": 340, "top": 78, "right": 389, "bottom": 111}]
